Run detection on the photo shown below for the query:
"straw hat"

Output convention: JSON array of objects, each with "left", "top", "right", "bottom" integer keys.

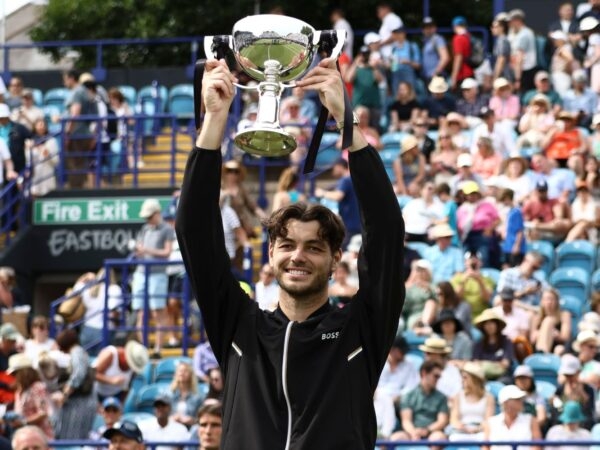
[
  {"left": 139, "top": 199, "right": 162, "bottom": 219},
  {"left": 125, "top": 341, "right": 150, "bottom": 374},
  {"left": 461, "top": 361, "right": 485, "bottom": 381},
  {"left": 7, "top": 353, "right": 33, "bottom": 374},
  {"left": 474, "top": 309, "right": 506, "bottom": 330},
  {"left": 428, "top": 77, "right": 449, "bottom": 94},
  {"left": 401, "top": 135, "right": 419, "bottom": 155},
  {"left": 418, "top": 337, "right": 452, "bottom": 354},
  {"left": 493, "top": 77, "right": 510, "bottom": 90},
  {"left": 572, "top": 330, "right": 600, "bottom": 353},
  {"left": 430, "top": 223, "right": 455, "bottom": 239},
  {"left": 530, "top": 93, "right": 551, "bottom": 110}
]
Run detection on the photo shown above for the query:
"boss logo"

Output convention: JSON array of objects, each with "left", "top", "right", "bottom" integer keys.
[{"left": 321, "top": 331, "right": 339, "bottom": 340}]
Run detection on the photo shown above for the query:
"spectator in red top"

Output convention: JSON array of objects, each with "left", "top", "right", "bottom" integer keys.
[
  {"left": 450, "top": 16, "right": 475, "bottom": 91},
  {"left": 522, "top": 180, "right": 572, "bottom": 243}
]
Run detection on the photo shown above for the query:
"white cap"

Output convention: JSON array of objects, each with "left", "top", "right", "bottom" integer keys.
[
  {"left": 457, "top": 153, "right": 473, "bottom": 167},
  {"left": 363, "top": 32, "right": 381, "bottom": 45},
  {"left": 580, "top": 16, "right": 599, "bottom": 32},
  {"left": 0, "top": 104, "right": 10, "bottom": 118},
  {"left": 559, "top": 353, "right": 581, "bottom": 375},
  {"left": 498, "top": 385, "right": 527, "bottom": 404},
  {"left": 460, "top": 78, "right": 478, "bottom": 90},
  {"left": 549, "top": 30, "right": 568, "bottom": 41}
]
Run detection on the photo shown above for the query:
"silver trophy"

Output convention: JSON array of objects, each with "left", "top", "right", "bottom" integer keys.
[{"left": 204, "top": 15, "right": 345, "bottom": 157}]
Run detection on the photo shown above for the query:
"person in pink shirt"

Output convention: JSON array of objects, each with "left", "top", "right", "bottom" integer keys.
[
  {"left": 488, "top": 77, "right": 520, "bottom": 127},
  {"left": 471, "top": 136, "right": 503, "bottom": 179},
  {"left": 457, "top": 181, "right": 501, "bottom": 268}
]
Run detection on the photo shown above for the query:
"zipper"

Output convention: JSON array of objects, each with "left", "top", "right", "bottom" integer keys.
[{"left": 282, "top": 320, "right": 294, "bottom": 450}]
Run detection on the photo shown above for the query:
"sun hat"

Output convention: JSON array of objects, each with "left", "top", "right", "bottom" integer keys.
[
  {"left": 474, "top": 309, "right": 507, "bottom": 330},
  {"left": 103, "top": 421, "right": 144, "bottom": 443},
  {"left": 418, "top": 337, "right": 452, "bottom": 354},
  {"left": 549, "top": 30, "right": 568, "bottom": 41},
  {"left": 460, "top": 78, "right": 478, "bottom": 90},
  {"left": 534, "top": 71, "right": 550, "bottom": 82},
  {"left": 139, "top": 198, "right": 162, "bottom": 219},
  {"left": 559, "top": 353, "right": 581, "bottom": 375},
  {"left": 580, "top": 16, "right": 599, "bottom": 32},
  {"left": 401, "top": 135, "right": 419, "bottom": 155},
  {"left": 530, "top": 93, "right": 551, "bottom": 110},
  {"left": 125, "top": 340, "right": 150, "bottom": 374},
  {"left": 428, "top": 76, "right": 449, "bottom": 94},
  {"left": 461, "top": 361, "right": 486, "bottom": 381},
  {"left": 432, "top": 309, "right": 463, "bottom": 334},
  {"left": 578, "top": 312, "right": 600, "bottom": 333},
  {"left": 493, "top": 77, "right": 510, "bottom": 90},
  {"left": 430, "top": 223, "right": 455, "bottom": 239},
  {"left": 572, "top": 330, "right": 600, "bottom": 353},
  {"left": 498, "top": 384, "right": 526, "bottom": 404},
  {"left": 6, "top": 353, "right": 33, "bottom": 374},
  {"left": 558, "top": 401, "right": 587, "bottom": 424},
  {"left": 507, "top": 9, "right": 525, "bottom": 21},
  {"left": 415, "top": 259, "right": 433, "bottom": 273}
]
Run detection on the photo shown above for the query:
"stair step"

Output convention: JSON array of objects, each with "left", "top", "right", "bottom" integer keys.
[{"left": 122, "top": 172, "right": 184, "bottom": 187}]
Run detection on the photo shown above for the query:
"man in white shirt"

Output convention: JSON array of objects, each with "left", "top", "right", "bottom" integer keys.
[
  {"left": 419, "top": 337, "right": 461, "bottom": 398},
  {"left": 375, "top": 3, "right": 403, "bottom": 59},
  {"left": 470, "top": 107, "right": 517, "bottom": 158},
  {"left": 254, "top": 263, "right": 279, "bottom": 311},
  {"left": 330, "top": 8, "right": 354, "bottom": 60},
  {"left": 492, "top": 288, "right": 531, "bottom": 341},
  {"left": 377, "top": 336, "right": 419, "bottom": 404},
  {"left": 507, "top": 9, "right": 537, "bottom": 92},
  {"left": 138, "top": 393, "right": 189, "bottom": 450}
]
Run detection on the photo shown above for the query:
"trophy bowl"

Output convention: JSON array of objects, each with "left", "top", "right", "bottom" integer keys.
[{"left": 204, "top": 15, "right": 345, "bottom": 157}]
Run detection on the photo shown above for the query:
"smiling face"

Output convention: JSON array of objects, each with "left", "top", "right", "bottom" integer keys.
[{"left": 269, "top": 219, "right": 341, "bottom": 304}]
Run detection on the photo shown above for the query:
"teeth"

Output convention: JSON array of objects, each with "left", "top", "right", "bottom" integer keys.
[{"left": 288, "top": 270, "right": 308, "bottom": 275}]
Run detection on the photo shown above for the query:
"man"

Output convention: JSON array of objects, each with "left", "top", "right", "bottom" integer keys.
[
  {"left": 254, "top": 263, "right": 279, "bottom": 311},
  {"left": 451, "top": 251, "right": 495, "bottom": 317},
  {"left": 470, "top": 106, "right": 516, "bottom": 158},
  {"left": 562, "top": 69, "right": 598, "bottom": 127},
  {"left": 103, "top": 420, "right": 145, "bottom": 450},
  {"left": 315, "top": 158, "right": 361, "bottom": 249},
  {"left": 522, "top": 179, "right": 572, "bottom": 243},
  {"left": 11, "top": 425, "right": 48, "bottom": 450},
  {"left": 424, "top": 223, "right": 464, "bottom": 284},
  {"left": 390, "top": 360, "right": 448, "bottom": 443},
  {"left": 492, "top": 287, "right": 532, "bottom": 341},
  {"left": 377, "top": 335, "right": 419, "bottom": 405},
  {"left": 497, "top": 251, "right": 547, "bottom": 307},
  {"left": 548, "top": 2, "right": 580, "bottom": 46},
  {"left": 419, "top": 337, "right": 462, "bottom": 398},
  {"left": 197, "top": 403, "right": 223, "bottom": 450},
  {"left": 0, "top": 106, "right": 18, "bottom": 187},
  {"left": 449, "top": 153, "right": 485, "bottom": 195},
  {"left": 89, "top": 396, "right": 124, "bottom": 442},
  {"left": 420, "top": 17, "right": 450, "bottom": 81},
  {"left": 507, "top": 9, "right": 538, "bottom": 92},
  {"left": 530, "top": 153, "right": 575, "bottom": 201},
  {"left": 450, "top": 16, "right": 475, "bottom": 90},
  {"left": 175, "top": 57, "right": 404, "bottom": 449},
  {"left": 374, "top": 3, "right": 403, "bottom": 60},
  {"left": 456, "top": 78, "right": 489, "bottom": 123},
  {"left": 138, "top": 393, "right": 189, "bottom": 450},
  {"left": 330, "top": 8, "right": 353, "bottom": 60},
  {"left": 521, "top": 71, "right": 562, "bottom": 113},
  {"left": 0, "top": 322, "right": 21, "bottom": 371},
  {"left": 132, "top": 198, "right": 174, "bottom": 358}
]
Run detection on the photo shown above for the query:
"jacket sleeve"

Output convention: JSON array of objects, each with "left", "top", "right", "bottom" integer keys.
[
  {"left": 349, "top": 145, "right": 405, "bottom": 375},
  {"left": 175, "top": 147, "right": 253, "bottom": 368}
]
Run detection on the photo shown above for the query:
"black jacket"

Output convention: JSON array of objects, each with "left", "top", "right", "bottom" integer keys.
[{"left": 176, "top": 145, "right": 405, "bottom": 450}]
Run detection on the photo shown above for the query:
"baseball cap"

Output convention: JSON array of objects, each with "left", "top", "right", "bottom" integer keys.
[
  {"left": 460, "top": 78, "right": 478, "bottom": 90},
  {"left": 0, "top": 323, "right": 22, "bottom": 341},
  {"left": 535, "top": 180, "right": 548, "bottom": 191},
  {"left": 508, "top": 9, "right": 525, "bottom": 20},
  {"left": 153, "top": 392, "right": 172, "bottom": 406},
  {"left": 513, "top": 365, "right": 534, "bottom": 378},
  {"left": 457, "top": 153, "right": 473, "bottom": 168},
  {"left": 102, "top": 396, "right": 122, "bottom": 410},
  {"left": 422, "top": 17, "right": 435, "bottom": 26},
  {"left": 498, "top": 385, "right": 526, "bottom": 404},
  {"left": 479, "top": 106, "right": 494, "bottom": 118},
  {"left": 102, "top": 421, "right": 143, "bottom": 443},
  {"left": 452, "top": 16, "right": 467, "bottom": 27},
  {"left": 534, "top": 71, "right": 550, "bottom": 82},
  {"left": 559, "top": 353, "right": 581, "bottom": 375},
  {"left": 0, "top": 104, "right": 10, "bottom": 118},
  {"left": 499, "top": 287, "right": 515, "bottom": 301}
]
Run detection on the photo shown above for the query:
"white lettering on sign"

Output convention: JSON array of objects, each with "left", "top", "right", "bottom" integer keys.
[
  {"left": 41, "top": 201, "right": 82, "bottom": 222},
  {"left": 47, "top": 229, "right": 134, "bottom": 257},
  {"left": 87, "top": 200, "right": 130, "bottom": 221}
]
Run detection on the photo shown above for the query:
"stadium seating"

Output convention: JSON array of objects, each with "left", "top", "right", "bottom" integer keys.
[
  {"left": 523, "top": 353, "right": 561, "bottom": 386},
  {"left": 43, "top": 87, "right": 71, "bottom": 114},
  {"left": 137, "top": 84, "right": 169, "bottom": 111},
  {"left": 154, "top": 356, "right": 193, "bottom": 383},
  {"left": 132, "top": 383, "right": 171, "bottom": 414},
  {"left": 555, "top": 240, "right": 596, "bottom": 273},
  {"left": 122, "top": 411, "right": 155, "bottom": 424},
  {"left": 535, "top": 379, "right": 557, "bottom": 400},
  {"left": 406, "top": 241, "right": 430, "bottom": 258},
  {"left": 402, "top": 330, "right": 427, "bottom": 356},
  {"left": 314, "top": 132, "right": 341, "bottom": 171},
  {"left": 549, "top": 267, "right": 590, "bottom": 300},
  {"left": 31, "top": 88, "right": 43, "bottom": 107},
  {"left": 592, "top": 268, "right": 600, "bottom": 293},
  {"left": 168, "top": 83, "right": 194, "bottom": 121},
  {"left": 117, "top": 85, "right": 137, "bottom": 106},
  {"left": 380, "top": 131, "right": 406, "bottom": 148},
  {"left": 405, "top": 352, "right": 423, "bottom": 371},
  {"left": 480, "top": 267, "right": 501, "bottom": 285},
  {"left": 527, "top": 240, "right": 555, "bottom": 276}
]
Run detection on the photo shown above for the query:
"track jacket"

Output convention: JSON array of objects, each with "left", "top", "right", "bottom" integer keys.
[{"left": 176, "top": 144, "right": 405, "bottom": 450}]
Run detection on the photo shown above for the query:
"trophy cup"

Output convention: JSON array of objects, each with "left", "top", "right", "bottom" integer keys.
[{"left": 204, "top": 15, "right": 345, "bottom": 157}]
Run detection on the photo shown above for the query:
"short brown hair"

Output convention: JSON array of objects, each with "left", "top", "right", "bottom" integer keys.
[
  {"left": 198, "top": 403, "right": 222, "bottom": 420},
  {"left": 263, "top": 203, "right": 345, "bottom": 253},
  {"left": 55, "top": 329, "right": 79, "bottom": 352}
]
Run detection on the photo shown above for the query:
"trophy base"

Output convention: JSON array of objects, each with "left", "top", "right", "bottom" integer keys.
[{"left": 234, "top": 128, "right": 297, "bottom": 157}]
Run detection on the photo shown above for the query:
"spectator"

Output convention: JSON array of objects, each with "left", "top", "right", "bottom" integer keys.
[
  {"left": 549, "top": 354, "right": 595, "bottom": 430},
  {"left": 472, "top": 136, "right": 503, "bottom": 180},
  {"left": 402, "top": 180, "right": 444, "bottom": 241},
  {"left": 582, "top": 155, "right": 600, "bottom": 196},
  {"left": 435, "top": 183, "right": 460, "bottom": 246},
  {"left": 429, "top": 130, "right": 460, "bottom": 186},
  {"left": 471, "top": 107, "right": 517, "bottom": 158},
  {"left": 271, "top": 167, "right": 306, "bottom": 213},
  {"left": 530, "top": 153, "right": 576, "bottom": 200},
  {"left": 131, "top": 199, "right": 174, "bottom": 357},
  {"left": 546, "top": 401, "right": 592, "bottom": 449},
  {"left": 89, "top": 396, "right": 123, "bottom": 441},
  {"left": 0, "top": 322, "right": 22, "bottom": 371},
  {"left": 349, "top": 105, "right": 382, "bottom": 149},
  {"left": 315, "top": 158, "right": 361, "bottom": 249},
  {"left": 488, "top": 78, "right": 520, "bottom": 128},
  {"left": 573, "top": 330, "right": 600, "bottom": 388},
  {"left": 420, "top": 17, "right": 450, "bottom": 81},
  {"left": 448, "top": 362, "right": 495, "bottom": 442},
  {"left": 543, "top": 111, "right": 588, "bottom": 167},
  {"left": 388, "top": 27, "right": 421, "bottom": 96},
  {"left": 420, "top": 337, "right": 462, "bottom": 398},
  {"left": 12, "top": 425, "right": 49, "bottom": 450},
  {"left": 192, "top": 338, "right": 218, "bottom": 384},
  {"left": 219, "top": 190, "right": 250, "bottom": 276},
  {"left": 424, "top": 223, "right": 464, "bottom": 284},
  {"left": 169, "top": 360, "right": 204, "bottom": 428},
  {"left": 512, "top": 365, "right": 549, "bottom": 430},
  {"left": 5, "top": 77, "right": 24, "bottom": 110},
  {"left": 390, "top": 360, "right": 448, "bottom": 443},
  {"left": 330, "top": 8, "right": 353, "bottom": 60},
  {"left": 25, "top": 118, "right": 59, "bottom": 197},
  {"left": 387, "top": 81, "right": 421, "bottom": 133},
  {"left": 328, "top": 261, "right": 357, "bottom": 308},
  {"left": 507, "top": 9, "right": 538, "bottom": 92},
  {"left": 498, "top": 188, "right": 527, "bottom": 268},
  {"left": 102, "top": 420, "right": 145, "bottom": 450},
  {"left": 482, "top": 384, "right": 542, "bottom": 450},
  {"left": 549, "top": 31, "right": 578, "bottom": 97},
  {"left": 138, "top": 392, "right": 189, "bottom": 450},
  {"left": 107, "top": 87, "right": 135, "bottom": 169},
  {"left": 374, "top": 3, "right": 403, "bottom": 60},
  {"left": 456, "top": 78, "right": 489, "bottom": 123},
  {"left": 254, "top": 263, "right": 279, "bottom": 311},
  {"left": 451, "top": 251, "right": 495, "bottom": 318},
  {"left": 565, "top": 178, "right": 600, "bottom": 242},
  {"left": 377, "top": 336, "right": 419, "bottom": 405},
  {"left": 341, "top": 233, "right": 361, "bottom": 287},
  {"left": 94, "top": 341, "right": 149, "bottom": 402},
  {"left": 53, "top": 329, "right": 97, "bottom": 439},
  {"left": 445, "top": 112, "right": 470, "bottom": 151},
  {"left": 456, "top": 181, "right": 500, "bottom": 268},
  {"left": 522, "top": 179, "right": 572, "bottom": 243},
  {"left": 450, "top": 16, "right": 475, "bottom": 91},
  {"left": 411, "top": 118, "right": 436, "bottom": 164},
  {"left": 563, "top": 70, "right": 598, "bottom": 128},
  {"left": 279, "top": 96, "right": 312, "bottom": 165},
  {"left": 517, "top": 94, "right": 556, "bottom": 150},
  {"left": 204, "top": 367, "right": 224, "bottom": 404},
  {"left": 472, "top": 309, "right": 515, "bottom": 382},
  {"left": 196, "top": 403, "right": 223, "bottom": 450},
  {"left": 0, "top": 114, "right": 18, "bottom": 189},
  {"left": 522, "top": 71, "right": 563, "bottom": 111},
  {"left": 491, "top": 16, "right": 513, "bottom": 81},
  {"left": 497, "top": 251, "right": 546, "bottom": 307},
  {"left": 7, "top": 354, "right": 54, "bottom": 439},
  {"left": 23, "top": 316, "right": 56, "bottom": 367},
  {"left": 548, "top": 2, "right": 579, "bottom": 39},
  {"left": 10, "top": 89, "right": 43, "bottom": 132},
  {"left": 402, "top": 259, "right": 437, "bottom": 332},
  {"left": 345, "top": 46, "right": 384, "bottom": 129},
  {"left": 432, "top": 307, "right": 473, "bottom": 362},
  {"left": 492, "top": 288, "right": 533, "bottom": 357},
  {"left": 450, "top": 153, "right": 485, "bottom": 195},
  {"left": 497, "top": 156, "right": 532, "bottom": 205},
  {"left": 421, "top": 77, "right": 456, "bottom": 128}
]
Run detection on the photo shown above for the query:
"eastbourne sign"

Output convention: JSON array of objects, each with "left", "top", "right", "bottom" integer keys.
[{"left": 33, "top": 197, "right": 171, "bottom": 225}]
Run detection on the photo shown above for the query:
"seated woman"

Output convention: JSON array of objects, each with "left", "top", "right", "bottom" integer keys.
[
  {"left": 488, "top": 78, "right": 520, "bottom": 128},
  {"left": 448, "top": 362, "right": 495, "bottom": 442},
  {"left": 169, "top": 360, "right": 204, "bottom": 428},
  {"left": 392, "top": 135, "right": 426, "bottom": 197},
  {"left": 401, "top": 259, "right": 437, "bottom": 332},
  {"left": 429, "top": 130, "right": 459, "bottom": 186},
  {"left": 516, "top": 94, "right": 555, "bottom": 150},
  {"left": 471, "top": 136, "right": 503, "bottom": 180},
  {"left": 530, "top": 288, "right": 571, "bottom": 355},
  {"left": 328, "top": 261, "right": 358, "bottom": 308},
  {"left": 565, "top": 179, "right": 600, "bottom": 243},
  {"left": 542, "top": 110, "right": 588, "bottom": 168},
  {"left": 387, "top": 81, "right": 421, "bottom": 133},
  {"left": 513, "top": 365, "right": 548, "bottom": 431},
  {"left": 496, "top": 155, "right": 533, "bottom": 205},
  {"left": 432, "top": 308, "right": 473, "bottom": 363},
  {"left": 472, "top": 309, "right": 515, "bottom": 383},
  {"left": 436, "top": 281, "right": 472, "bottom": 334}
]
